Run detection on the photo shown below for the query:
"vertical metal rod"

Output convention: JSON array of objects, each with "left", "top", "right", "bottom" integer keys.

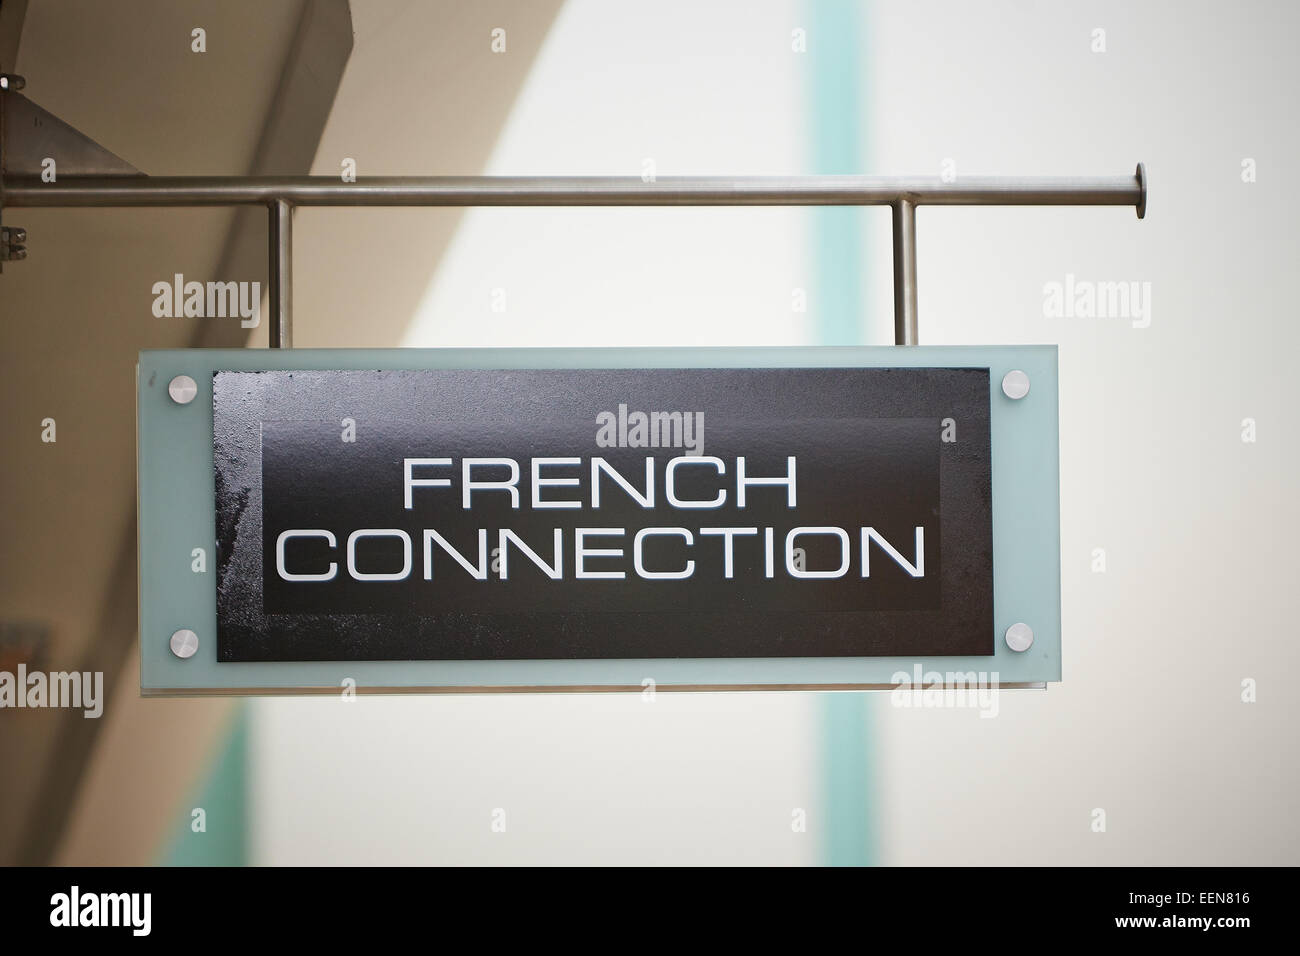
[
  {"left": 268, "top": 198, "right": 293, "bottom": 348},
  {"left": 892, "top": 199, "right": 918, "bottom": 345}
]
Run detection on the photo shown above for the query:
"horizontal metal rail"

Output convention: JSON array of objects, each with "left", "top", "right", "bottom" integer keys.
[
  {"left": 0, "top": 167, "right": 1147, "bottom": 348},
  {"left": 1, "top": 172, "right": 1146, "bottom": 211}
]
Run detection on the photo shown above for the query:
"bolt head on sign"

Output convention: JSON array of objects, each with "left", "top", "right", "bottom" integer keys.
[
  {"left": 168, "top": 375, "right": 198, "bottom": 405},
  {"left": 1001, "top": 369, "right": 1030, "bottom": 400},
  {"left": 1005, "top": 622, "right": 1034, "bottom": 652},
  {"left": 170, "top": 628, "right": 199, "bottom": 659}
]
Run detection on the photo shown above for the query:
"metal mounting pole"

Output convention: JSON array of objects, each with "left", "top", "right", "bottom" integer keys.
[
  {"left": 1, "top": 172, "right": 1147, "bottom": 209},
  {"left": 1, "top": 166, "right": 1147, "bottom": 349},
  {"left": 892, "top": 199, "right": 918, "bottom": 346},
  {"left": 268, "top": 199, "right": 292, "bottom": 348}
]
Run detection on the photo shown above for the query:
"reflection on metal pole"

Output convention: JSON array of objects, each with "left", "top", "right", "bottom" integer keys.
[
  {"left": 268, "top": 199, "right": 292, "bottom": 349},
  {"left": 892, "top": 199, "right": 918, "bottom": 346}
]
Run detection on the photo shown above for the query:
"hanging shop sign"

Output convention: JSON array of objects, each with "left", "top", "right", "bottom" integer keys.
[{"left": 138, "top": 346, "right": 1060, "bottom": 693}]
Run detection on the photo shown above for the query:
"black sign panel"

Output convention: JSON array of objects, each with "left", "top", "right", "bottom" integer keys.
[{"left": 213, "top": 367, "right": 992, "bottom": 662}]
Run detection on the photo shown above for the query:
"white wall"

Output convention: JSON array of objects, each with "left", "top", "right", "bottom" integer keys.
[{"left": 867, "top": 0, "right": 1300, "bottom": 864}]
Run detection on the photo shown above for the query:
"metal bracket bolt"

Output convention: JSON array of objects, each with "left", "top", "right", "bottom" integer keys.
[
  {"left": 169, "top": 629, "right": 199, "bottom": 660},
  {"left": 1005, "top": 622, "right": 1034, "bottom": 652},
  {"left": 167, "top": 375, "right": 198, "bottom": 405},
  {"left": 1001, "top": 369, "right": 1030, "bottom": 400},
  {"left": 0, "top": 226, "right": 26, "bottom": 261}
]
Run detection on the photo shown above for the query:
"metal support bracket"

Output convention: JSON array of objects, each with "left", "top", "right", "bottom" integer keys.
[
  {"left": 892, "top": 198, "right": 918, "bottom": 346},
  {"left": 0, "top": 75, "right": 144, "bottom": 270},
  {"left": 268, "top": 199, "right": 292, "bottom": 348},
  {"left": 0, "top": 77, "right": 1147, "bottom": 347}
]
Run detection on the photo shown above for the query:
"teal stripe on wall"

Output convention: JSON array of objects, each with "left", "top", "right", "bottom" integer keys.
[
  {"left": 807, "top": 0, "right": 876, "bottom": 867},
  {"left": 808, "top": 0, "right": 866, "bottom": 345},
  {"left": 160, "top": 705, "right": 249, "bottom": 866}
]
